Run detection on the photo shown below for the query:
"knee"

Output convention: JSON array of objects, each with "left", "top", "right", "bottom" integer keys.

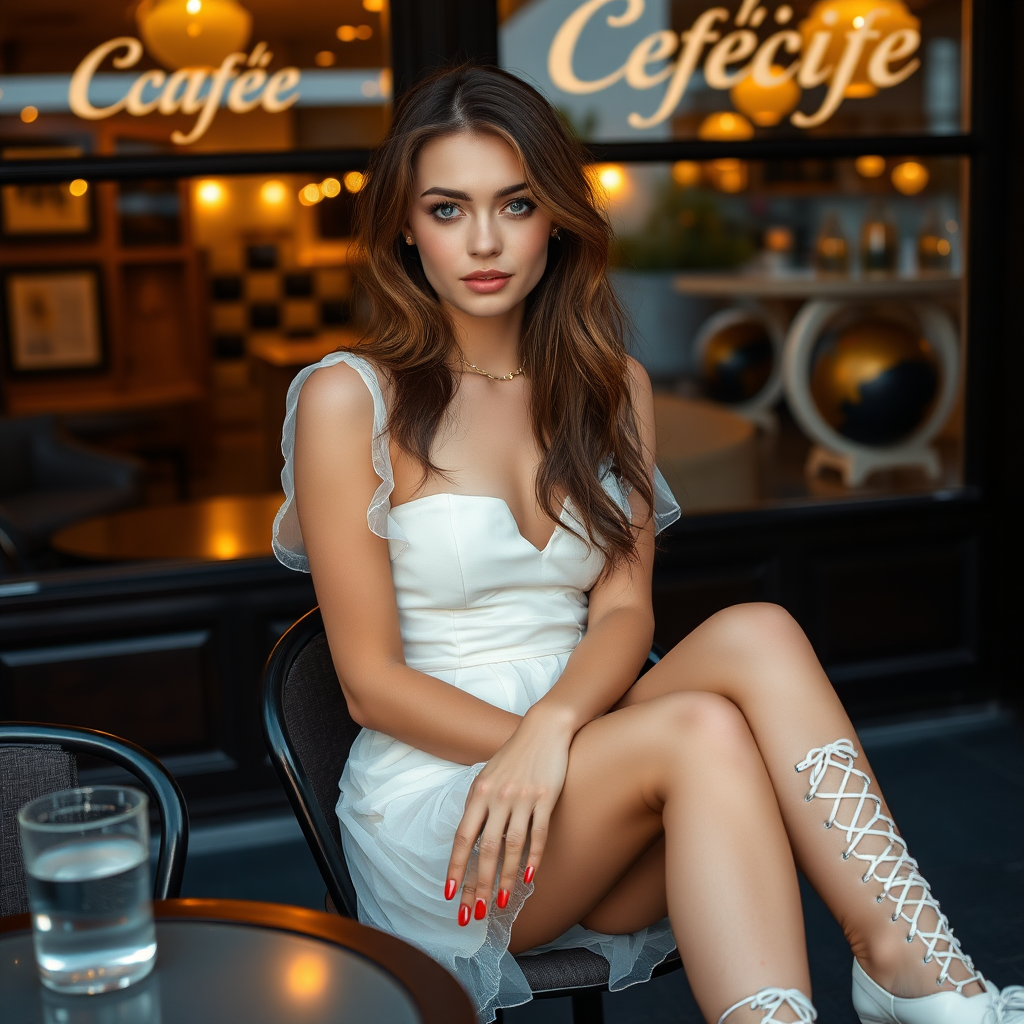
[
  {"left": 650, "top": 691, "right": 753, "bottom": 759},
  {"left": 702, "top": 602, "right": 809, "bottom": 663}
]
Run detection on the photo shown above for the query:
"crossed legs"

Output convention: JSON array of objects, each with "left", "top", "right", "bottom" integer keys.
[{"left": 508, "top": 603, "right": 982, "bottom": 1023}]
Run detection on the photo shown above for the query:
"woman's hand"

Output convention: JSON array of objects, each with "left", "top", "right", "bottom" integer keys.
[{"left": 444, "top": 706, "right": 575, "bottom": 924}]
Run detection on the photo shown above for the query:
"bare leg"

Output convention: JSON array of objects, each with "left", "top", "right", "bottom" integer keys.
[
  {"left": 618, "top": 603, "right": 984, "bottom": 1000},
  {"left": 508, "top": 690, "right": 812, "bottom": 1024}
]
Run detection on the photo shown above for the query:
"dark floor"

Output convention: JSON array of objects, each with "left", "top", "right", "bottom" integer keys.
[{"left": 181, "top": 711, "right": 1024, "bottom": 1023}]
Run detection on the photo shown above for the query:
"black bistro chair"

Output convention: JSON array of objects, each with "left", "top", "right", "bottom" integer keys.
[
  {"left": 0, "top": 723, "right": 190, "bottom": 918},
  {"left": 261, "top": 607, "right": 683, "bottom": 1023}
]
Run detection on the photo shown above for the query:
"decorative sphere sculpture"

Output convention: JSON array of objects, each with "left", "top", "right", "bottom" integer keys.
[
  {"left": 809, "top": 318, "right": 939, "bottom": 446},
  {"left": 700, "top": 320, "right": 774, "bottom": 404}
]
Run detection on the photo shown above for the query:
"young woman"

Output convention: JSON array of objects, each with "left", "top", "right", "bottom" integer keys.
[{"left": 273, "top": 65, "right": 1023, "bottom": 1024}]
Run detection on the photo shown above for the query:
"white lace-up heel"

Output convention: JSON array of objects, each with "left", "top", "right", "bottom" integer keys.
[
  {"left": 796, "top": 739, "right": 1024, "bottom": 1024},
  {"left": 717, "top": 987, "right": 817, "bottom": 1023}
]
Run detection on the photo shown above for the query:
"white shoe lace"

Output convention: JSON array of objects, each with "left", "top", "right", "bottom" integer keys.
[
  {"left": 991, "top": 984, "right": 1024, "bottom": 1023},
  {"left": 796, "top": 738, "right": 983, "bottom": 993},
  {"left": 717, "top": 987, "right": 817, "bottom": 1023}
]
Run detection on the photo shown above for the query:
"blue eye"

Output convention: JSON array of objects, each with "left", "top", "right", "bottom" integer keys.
[
  {"left": 506, "top": 198, "right": 536, "bottom": 217},
  {"left": 430, "top": 201, "right": 460, "bottom": 220}
]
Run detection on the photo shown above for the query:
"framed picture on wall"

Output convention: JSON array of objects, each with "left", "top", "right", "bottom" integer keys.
[
  {"left": 1, "top": 267, "right": 106, "bottom": 374},
  {"left": 0, "top": 146, "right": 94, "bottom": 240}
]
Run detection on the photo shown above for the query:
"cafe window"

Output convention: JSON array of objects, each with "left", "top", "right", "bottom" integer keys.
[
  {"left": 0, "top": 168, "right": 361, "bottom": 571},
  {"left": 499, "top": 0, "right": 967, "bottom": 142},
  {"left": 500, "top": 1, "right": 971, "bottom": 514},
  {"left": 0, "top": 0, "right": 392, "bottom": 157}
]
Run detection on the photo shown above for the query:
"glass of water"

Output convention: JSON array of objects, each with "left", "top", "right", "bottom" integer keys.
[{"left": 18, "top": 786, "right": 157, "bottom": 994}]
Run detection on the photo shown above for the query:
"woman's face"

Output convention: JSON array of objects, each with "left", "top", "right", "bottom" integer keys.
[{"left": 406, "top": 131, "right": 554, "bottom": 321}]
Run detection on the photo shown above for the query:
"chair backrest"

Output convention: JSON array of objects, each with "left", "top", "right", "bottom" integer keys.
[
  {"left": 261, "top": 607, "right": 361, "bottom": 917},
  {"left": 0, "top": 723, "right": 190, "bottom": 915},
  {"left": 261, "top": 607, "right": 666, "bottom": 922}
]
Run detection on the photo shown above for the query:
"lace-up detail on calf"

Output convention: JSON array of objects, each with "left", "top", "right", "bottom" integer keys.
[
  {"left": 717, "top": 987, "right": 817, "bottom": 1023},
  {"left": 796, "top": 739, "right": 982, "bottom": 993}
]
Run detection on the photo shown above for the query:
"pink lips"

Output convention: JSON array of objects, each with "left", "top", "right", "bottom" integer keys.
[{"left": 461, "top": 270, "right": 512, "bottom": 294}]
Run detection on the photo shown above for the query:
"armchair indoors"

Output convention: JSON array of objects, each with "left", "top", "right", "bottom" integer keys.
[{"left": 0, "top": 415, "right": 143, "bottom": 570}]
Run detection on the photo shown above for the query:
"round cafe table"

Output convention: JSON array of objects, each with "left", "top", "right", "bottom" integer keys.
[
  {"left": 51, "top": 494, "right": 284, "bottom": 562},
  {"left": 0, "top": 898, "right": 474, "bottom": 1024}
]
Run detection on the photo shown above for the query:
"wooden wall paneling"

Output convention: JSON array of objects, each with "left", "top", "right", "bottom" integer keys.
[
  {"left": 0, "top": 630, "right": 215, "bottom": 753},
  {"left": 0, "top": 559, "right": 317, "bottom": 817}
]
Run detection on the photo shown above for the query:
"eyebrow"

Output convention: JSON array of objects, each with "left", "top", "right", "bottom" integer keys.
[{"left": 419, "top": 182, "right": 529, "bottom": 200}]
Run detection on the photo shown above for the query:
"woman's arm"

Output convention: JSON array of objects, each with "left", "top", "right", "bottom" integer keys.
[
  {"left": 293, "top": 361, "right": 522, "bottom": 765},
  {"left": 525, "top": 356, "right": 658, "bottom": 735}
]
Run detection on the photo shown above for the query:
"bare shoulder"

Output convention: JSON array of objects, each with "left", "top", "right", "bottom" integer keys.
[{"left": 296, "top": 358, "right": 375, "bottom": 434}]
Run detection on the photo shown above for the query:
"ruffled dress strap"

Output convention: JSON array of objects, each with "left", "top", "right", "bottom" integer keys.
[
  {"left": 273, "top": 350, "right": 409, "bottom": 572},
  {"left": 599, "top": 459, "right": 681, "bottom": 536}
]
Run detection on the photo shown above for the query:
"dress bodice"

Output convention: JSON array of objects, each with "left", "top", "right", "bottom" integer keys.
[
  {"left": 273, "top": 351, "right": 681, "bottom": 673},
  {"left": 387, "top": 492, "right": 605, "bottom": 671}
]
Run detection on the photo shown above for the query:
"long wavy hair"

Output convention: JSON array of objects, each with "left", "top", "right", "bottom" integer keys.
[{"left": 349, "top": 63, "right": 653, "bottom": 566}]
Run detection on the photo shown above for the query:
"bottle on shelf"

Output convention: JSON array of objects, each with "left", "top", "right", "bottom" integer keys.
[
  {"left": 814, "top": 211, "right": 849, "bottom": 274},
  {"left": 918, "top": 209, "right": 954, "bottom": 271},
  {"left": 860, "top": 202, "right": 899, "bottom": 273}
]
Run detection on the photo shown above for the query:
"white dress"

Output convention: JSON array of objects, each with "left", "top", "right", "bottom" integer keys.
[{"left": 274, "top": 351, "right": 682, "bottom": 1022}]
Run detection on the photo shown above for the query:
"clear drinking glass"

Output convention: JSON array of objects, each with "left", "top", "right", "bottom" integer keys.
[{"left": 18, "top": 786, "right": 157, "bottom": 994}]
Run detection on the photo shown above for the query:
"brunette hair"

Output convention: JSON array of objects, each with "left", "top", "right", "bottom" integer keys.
[{"left": 349, "top": 63, "right": 653, "bottom": 565}]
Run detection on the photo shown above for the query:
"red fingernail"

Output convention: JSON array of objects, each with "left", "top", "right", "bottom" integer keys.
[
  {"left": 458, "top": 905, "right": 470, "bottom": 926},
  {"left": 474, "top": 898, "right": 487, "bottom": 920},
  {"left": 444, "top": 879, "right": 457, "bottom": 901},
  {"left": 524, "top": 865, "right": 535, "bottom": 884},
  {"left": 497, "top": 889, "right": 509, "bottom": 909}
]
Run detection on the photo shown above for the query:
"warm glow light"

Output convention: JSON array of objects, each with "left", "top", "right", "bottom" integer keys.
[
  {"left": 362, "top": 0, "right": 384, "bottom": 10},
  {"left": 196, "top": 179, "right": 225, "bottom": 206},
  {"left": 356, "top": 24, "right": 373, "bottom": 39},
  {"left": 595, "top": 166, "right": 624, "bottom": 199},
  {"left": 315, "top": 50, "right": 335, "bottom": 67},
  {"left": 20, "top": 106, "right": 38, "bottom": 123},
  {"left": 799, "top": 1, "right": 919, "bottom": 99},
  {"left": 136, "top": 0, "right": 253, "bottom": 71},
  {"left": 68, "top": 179, "right": 89, "bottom": 197},
  {"left": 730, "top": 66, "right": 801, "bottom": 127},
  {"left": 210, "top": 531, "right": 240, "bottom": 559},
  {"left": 855, "top": 155, "right": 886, "bottom": 178},
  {"left": 299, "top": 183, "right": 323, "bottom": 206},
  {"left": 671, "top": 161, "right": 701, "bottom": 188},
  {"left": 319, "top": 177, "right": 342, "bottom": 198},
  {"left": 286, "top": 955, "right": 328, "bottom": 999},
  {"left": 379, "top": 68, "right": 392, "bottom": 98},
  {"left": 260, "top": 180, "right": 287, "bottom": 205},
  {"left": 336, "top": 24, "right": 357, "bottom": 41},
  {"left": 698, "top": 111, "right": 755, "bottom": 141},
  {"left": 936, "top": 239, "right": 951, "bottom": 256},
  {"left": 342, "top": 171, "right": 365, "bottom": 193},
  {"left": 710, "top": 158, "right": 748, "bottom": 193},
  {"left": 891, "top": 161, "right": 929, "bottom": 195}
]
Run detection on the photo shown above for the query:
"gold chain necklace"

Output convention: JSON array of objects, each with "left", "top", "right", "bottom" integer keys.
[{"left": 460, "top": 358, "right": 525, "bottom": 382}]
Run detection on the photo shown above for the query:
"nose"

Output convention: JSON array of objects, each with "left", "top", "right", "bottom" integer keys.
[{"left": 467, "top": 212, "right": 501, "bottom": 259}]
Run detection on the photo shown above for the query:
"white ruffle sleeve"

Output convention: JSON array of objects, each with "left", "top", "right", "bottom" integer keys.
[{"left": 272, "top": 350, "right": 409, "bottom": 572}]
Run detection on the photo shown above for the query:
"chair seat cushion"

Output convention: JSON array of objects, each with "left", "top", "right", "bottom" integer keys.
[
  {"left": 514, "top": 944, "right": 682, "bottom": 994},
  {"left": 0, "top": 486, "right": 135, "bottom": 549}
]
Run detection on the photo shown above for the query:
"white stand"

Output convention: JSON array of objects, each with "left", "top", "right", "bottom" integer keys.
[
  {"left": 806, "top": 444, "right": 942, "bottom": 488},
  {"left": 692, "top": 303, "right": 786, "bottom": 431},
  {"left": 783, "top": 300, "right": 960, "bottom": 488}
]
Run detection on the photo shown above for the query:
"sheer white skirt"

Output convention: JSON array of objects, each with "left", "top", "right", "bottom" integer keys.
[{"left": 336, "top": 650, "right": 677, "bottom": 1022}]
